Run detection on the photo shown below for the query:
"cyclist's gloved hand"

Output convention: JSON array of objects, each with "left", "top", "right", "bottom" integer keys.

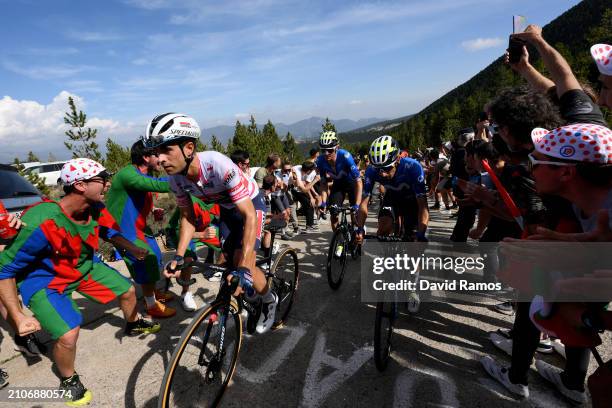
[
  {"left": 351, "top": 204, "right": 360, "bottom": 213},
  {"left": 415, "top": 231, "right": 428, "bottom": 242},
  {"left": 163, "top": 255, "right": 184, "bottom": 278},
  {"left": 229, "top": 266, "right": 254, "bottom": 296}
]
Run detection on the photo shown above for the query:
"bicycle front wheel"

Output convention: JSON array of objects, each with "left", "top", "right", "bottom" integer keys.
[
  {"left": 374, "top": 301, "right": 397, "bottom": 372},
  {"left": 158, "top": 300, "right": 242, "bottom": 408},
  {"left": 269, "top": 247, "right": 299, "bottom": 329},
  {"left": 326, "top": 228, "right": 348, "bottom": 290}
]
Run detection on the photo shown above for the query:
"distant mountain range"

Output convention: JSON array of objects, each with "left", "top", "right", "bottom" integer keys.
[
  {"left": 201, "top": 116, "right": 386, "bottom": 143},
  {"left": 338, "top": 114, "right": 415, "bottom": 144}
]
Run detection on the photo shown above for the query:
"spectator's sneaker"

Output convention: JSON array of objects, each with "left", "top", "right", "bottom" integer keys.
[
  {"left": 125, "top": 318, "right": 161, "bottom": 336},
  {"left": 60, "top": 373, "right": 92, "bottom": 407},
  {"left": 319, "top": 212, "right": 327, "bottom": 220},
  {"left": 306, "top": 225, "right": 319, "bottom": 233},
  {"left": 492, "top": 301, "right": 515, "bottom": 315},
  {"left": 537, "top": 337, "right": 553, "bottom": 354},
  {"left": 280, "top": 233, "right": 293, "bottom": 240},
  {"left": 551, "top": 338, "right": 566, "bottom": 359},
  {"left": 293, "top": 227, "right": 304, "bottom": 235},
  {"left": 14, "top": 333, "right": 47, "bottom": 356},
  {"left": 0, "top": 368, "right": 8, "bottom": 389},
  {"left": 481, "top": 355, "right": 529, "bottom": 398},
  {"left": 489, "top": 332, "right": 513, "bottom": 356},
  {"left": 146, "top": 300, "right": 176, "bottom": 318},
  {"left": 207, "top": 271, "right": 223, "bottom": 282},
  {"left": 154, "top": 289, "right": 175, "bottom": 303},
  {"left": 181, "top": 292, "right": 198, "bottom": 312},
  {"left": 535, "top": 360, "right": 586, "bottom": 404},
  {"left": 429, "top": 202, "right": 440, "bottom": 210},
  {"left": 256, "top": 292, "right": 278, "bottom": 334}
]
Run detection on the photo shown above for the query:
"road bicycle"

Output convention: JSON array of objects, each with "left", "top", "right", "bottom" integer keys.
[
  {"left": 158, "top": 221, "right": 299, "bottom": 407},
  {"left": 326, "top": 205, "right": 361, "bottom": 290}
]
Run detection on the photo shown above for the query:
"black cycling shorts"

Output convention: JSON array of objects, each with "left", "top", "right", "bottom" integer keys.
[
  {"left": 328, "top": 180, "right": 357, "bottom": 208},
  {"left": 378, "top": 193, "right": 419, "bottom": 232}
]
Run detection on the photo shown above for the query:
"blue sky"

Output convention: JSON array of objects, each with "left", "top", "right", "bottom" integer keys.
[{"left": 0, "top": 0, "right": 582, "bottom": 160}]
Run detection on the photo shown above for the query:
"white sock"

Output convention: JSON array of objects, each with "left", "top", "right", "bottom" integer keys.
[{"left": 145, "top": 295, "right": 156, "bottom": 308}]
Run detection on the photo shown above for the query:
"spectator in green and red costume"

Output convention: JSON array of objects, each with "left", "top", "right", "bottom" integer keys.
[{"left": 0, "top": 158, "right": 160, "bottom": 406}]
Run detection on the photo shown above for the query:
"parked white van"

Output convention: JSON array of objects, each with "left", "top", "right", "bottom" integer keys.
[{"left": 22, "top": 161, "right": 68, "bottom": 186}]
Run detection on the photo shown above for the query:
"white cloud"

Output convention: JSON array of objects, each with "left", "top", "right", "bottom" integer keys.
[
  {"left": 21, "top": 47, "right": 79, "bottom": 57},
  {"left": 66, "top": 80, "right": 104, "bottom": 93},
  {"left": 0, "top": 91, "right": 136, "bottom": 162},
  {"left": 349, "top": 100, "right": 363, "bottom": 105},
  {"left": 461, "top": 37, "right": 505, "bottom": 52},
  {"left": 2, "top": 61, "right": 89, "bottom": 80},
  {"left": 66, "top": 30, "right": 123, "bottom": 42}
]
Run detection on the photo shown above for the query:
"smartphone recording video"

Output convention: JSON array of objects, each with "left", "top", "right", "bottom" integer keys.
[{"left": 508, "top": 15, "right": 528, "bottom": 63}]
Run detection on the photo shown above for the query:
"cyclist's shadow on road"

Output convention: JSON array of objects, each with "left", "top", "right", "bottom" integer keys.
[{"left": 385, "top": 300, "right": 519, "bottom": 404}]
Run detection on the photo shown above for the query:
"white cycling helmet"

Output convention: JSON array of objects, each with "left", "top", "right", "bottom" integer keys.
[
  {"left": 369, "top": 135, "right": 399, "bottom": 168},
  {"left": 319, "top": 131, "right": 339, "bottom": 148},
  {"left": 142, "top": 113, "right": 201, "bottom": 148}
]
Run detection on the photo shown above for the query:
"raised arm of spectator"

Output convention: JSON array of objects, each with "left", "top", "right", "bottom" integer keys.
[
  {"left": 512, "top": 24, "right": 580, "bottom": 98},
  {"left": 505, "top": 45, "right": 555, "bottom": 93}
]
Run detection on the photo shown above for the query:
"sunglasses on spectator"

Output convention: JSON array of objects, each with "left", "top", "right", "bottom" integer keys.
[{"left": 527, "top": 153, "right": 576, "bottom": 173}]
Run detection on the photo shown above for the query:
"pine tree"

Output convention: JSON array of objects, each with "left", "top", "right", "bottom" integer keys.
[
  {"left": 322, "top": 117, "right": 336, "bottom": 132},
  {"left": 210, "top": 134, "right": 226, "bottom": 154},
  {"left": 27, "top": 151, "right": 40, "bottom": 162},
  {"left": 195, "top": 138, "right": 208, "bottom": 151},
  {"left": 261, "top": 120, "right": 283, "bottom": 159},
  {"left": 282, "top": 132, "right": 303, "bottom": 164},
  {"left": 229, "top": 120, "right": 254, "bottom": 157},
  {"left": 64, "top": 96, "right": 102, "bottom": 161},
  {"left": 104, "top": 138, "right": 131, "bottom": 174}
]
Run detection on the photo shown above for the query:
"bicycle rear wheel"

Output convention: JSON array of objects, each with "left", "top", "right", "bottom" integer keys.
[
  {"left": 269, "top": 247, "right": 299, "bottom": 329},
  {"left": 158, "top": 300, "right": 242, "bottom": 408},
  {"left": 374, "top": 301, "right": 397, "bottom": 372},
  {"left": 326, "top": 228, "right": 348, "bottom": 290}
]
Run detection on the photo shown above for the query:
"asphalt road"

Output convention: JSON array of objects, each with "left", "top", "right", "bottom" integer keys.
[{"left": 0, "top": 200, "right": 609, "bottom": 407}]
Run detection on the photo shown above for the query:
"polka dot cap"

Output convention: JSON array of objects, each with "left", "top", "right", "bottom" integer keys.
[
  {"left": 531, "top": 123, "right": 612, "bottom": 164},
  {"left": 591, "top": 44, "right": 612, "bottom": 76},
  {"left": 59, "top": 158, "right": 107, "bottom": 185}
]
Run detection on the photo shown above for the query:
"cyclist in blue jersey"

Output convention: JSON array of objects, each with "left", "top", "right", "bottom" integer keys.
[
  {"left": 315, "top": 131, "right": 362, "bottom": 231},
  {"left": 356, "top": 135, "right": 429, "bottom": 242}
]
